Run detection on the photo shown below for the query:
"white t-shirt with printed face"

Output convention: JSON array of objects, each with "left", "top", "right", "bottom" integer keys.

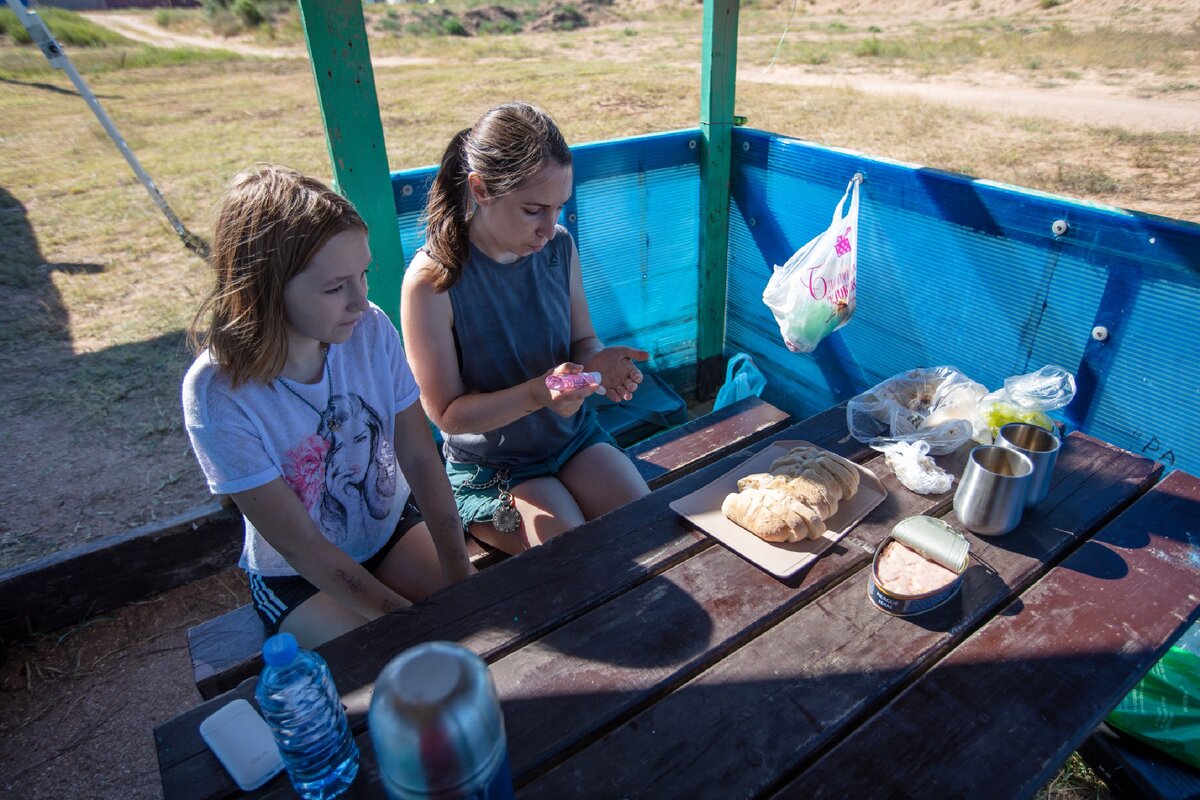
[{"left": 182, "top": 305, "right": 420, "bottom": 576}]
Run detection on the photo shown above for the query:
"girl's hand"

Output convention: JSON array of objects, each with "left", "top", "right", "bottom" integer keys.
[
  {"left": 543, "top": 363, "right": 603, "bottom": 417},
  {"left": 584, "top": 346, "right": 650, "bottom": 402}
]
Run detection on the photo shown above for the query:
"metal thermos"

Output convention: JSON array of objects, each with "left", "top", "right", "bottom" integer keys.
[{"left": 369, "top": 642, "right": 514, "bottom": 800}]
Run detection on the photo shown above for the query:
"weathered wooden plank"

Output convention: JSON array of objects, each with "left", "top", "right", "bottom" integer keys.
[
  {"left": 494, "top": 453, "right": 943, "bottom": 781},
  {"left": 156, "top": 405, "right": 853, "bottom": 800},
  {"left": 517, "top": 434, "right": 1161, "bottom": 799},
  {"left": 785, "top": 469, "right": 1200, "bottom": 800},
  {"left": 629, "top": 396, "right": 791, "bottom": 488},
  {"left": 0, "top": 500, "right": 241, "bottom": 647},
  {"left": 188, "top": 534, "right": 509, "bottom": 701}
]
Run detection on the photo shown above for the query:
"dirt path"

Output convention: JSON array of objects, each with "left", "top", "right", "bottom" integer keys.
[
  {"left": 739, "top": 65, "right": 1200, "bottom": 133},
  {"left": 82, "top": 12, "right": 436, "bottom": 67},
  {"left": 88, "top": 11, "right": 1200, "bottom": 133},
  {"left": 740, "top": 66, "right": 1200, "bottom": 133},
  {"left": 81, "top": 11, "right": 300, "bottom": 59}
]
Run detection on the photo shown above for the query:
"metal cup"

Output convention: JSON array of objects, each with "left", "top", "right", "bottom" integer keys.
[
  {"left": 369, "top": 642, "right": 513, "bottom": 800},
  {"left": 995, "top": 422, "right": 1060, "bottom": 506},
  {"left": 953, "top": 445, "right": 1034, "bottom": 536}
]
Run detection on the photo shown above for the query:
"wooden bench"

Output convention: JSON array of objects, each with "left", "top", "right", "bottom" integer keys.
[
  {"left": 185, "top": 396, "right": 790, "bottom": 700},
  {"left": 157, "top": 419, "right": 1176, "bottom": 800}
]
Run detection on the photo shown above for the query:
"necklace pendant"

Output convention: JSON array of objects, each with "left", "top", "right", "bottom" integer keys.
[
  {"left": 492, "top": 492, "right": 521, "bottom": 534},
  {"left": 327, "top": 417, "right": 340, "bottom": 432}
]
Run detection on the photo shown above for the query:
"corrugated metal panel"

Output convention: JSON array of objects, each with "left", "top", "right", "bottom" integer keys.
[
  {"left": 725, "top": 128, "right": 1200, "bottom": 476},
  {"left": 390, "top": 129, "right": 701, "bottom": 374}
]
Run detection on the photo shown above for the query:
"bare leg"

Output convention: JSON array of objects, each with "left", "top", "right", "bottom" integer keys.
[
  {"left": 469, "top": 475, "right": 586, "bottom": 554},
  {"left": 557, "top": 443, "right": 650, "bottom": 520},
  {"left": 278, "top": 523, "right": 451, "bottom": 648},
  {"left": 279, "top": 594, "right": 370, "bottom": 650},
  {"left": 374, "top": 521, "right": 453, "bottom": 601}
]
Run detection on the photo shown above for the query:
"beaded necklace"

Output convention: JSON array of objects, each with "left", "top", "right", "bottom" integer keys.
[{"left": 276, "top": 349, "right": 340, "bottom": 432}]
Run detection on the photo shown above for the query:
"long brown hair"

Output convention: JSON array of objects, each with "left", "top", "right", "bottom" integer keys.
[
  {"left": 422, "top": 102, "right": 572, "bottom": 291},
  {"left": 188, "top": 164, "right": 367, "bottom": 387}
]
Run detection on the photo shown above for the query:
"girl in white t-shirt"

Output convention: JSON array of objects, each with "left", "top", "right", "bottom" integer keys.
[{"left": 182, "top": 164, "right": 473, "bottom": 648}]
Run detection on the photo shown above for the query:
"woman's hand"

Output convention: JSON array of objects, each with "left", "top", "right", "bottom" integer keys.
[
  {"left": 584, "top": 346, "right": 650, "bottom": 402},
  {"left": 543, "top": 363, "right": 604, "bottom": 417}
]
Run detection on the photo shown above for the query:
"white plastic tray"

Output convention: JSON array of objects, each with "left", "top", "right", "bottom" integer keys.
[{"left": 669, "top": 440, "right": 887, "bottom": 578}]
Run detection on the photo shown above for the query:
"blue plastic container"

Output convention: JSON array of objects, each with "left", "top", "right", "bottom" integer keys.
[{"left": 256, "top": 633, "right": 359, "bottom": 799}]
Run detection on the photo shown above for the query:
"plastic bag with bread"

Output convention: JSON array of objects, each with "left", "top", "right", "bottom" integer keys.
[{"left": 722, "top": 445, "right": 859, "bottom": 543}]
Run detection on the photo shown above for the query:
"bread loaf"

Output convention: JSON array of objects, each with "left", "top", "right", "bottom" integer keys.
[
  {"left": 769, "top": 445, "right": 860, "bottom": 498},
  {"left": 721, "top": 488, "right": 824, "bottom": 542},
  {"left": 723, "top": 444, "right": 861, "bottom": 543},
  {"left": 737, "top": 472, "right": 838, "bottom": 519}
]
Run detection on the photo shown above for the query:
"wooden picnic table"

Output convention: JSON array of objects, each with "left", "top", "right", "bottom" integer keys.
[{"left": 155, "top": 403, "right": 1200, "bottom": 800}]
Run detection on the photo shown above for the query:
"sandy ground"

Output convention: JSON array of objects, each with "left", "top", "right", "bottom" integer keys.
[{"left": 0, "top": 570, "right": 248, "bottom": 800}]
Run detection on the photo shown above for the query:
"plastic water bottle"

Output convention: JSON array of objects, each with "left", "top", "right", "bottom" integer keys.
[
  {"left": 369, "top": 641, "right": 514, "bottom": 800},
  {"left": 256, "top": 633, "right": 360, "bottom": 799}
]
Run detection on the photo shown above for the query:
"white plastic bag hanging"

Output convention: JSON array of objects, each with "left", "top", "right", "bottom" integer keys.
[{"left": 763, "top": 175, "right": 861, "bottom": 353}]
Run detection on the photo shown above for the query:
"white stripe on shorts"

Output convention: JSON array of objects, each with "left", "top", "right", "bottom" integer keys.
[{"left": 248, "top": 573, "right": 286, "bottom": 623}]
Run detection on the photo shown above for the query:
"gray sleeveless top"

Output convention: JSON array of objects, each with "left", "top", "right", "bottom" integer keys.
[{"left": 443, "top": 225, "right": 586, "bottom": 468}]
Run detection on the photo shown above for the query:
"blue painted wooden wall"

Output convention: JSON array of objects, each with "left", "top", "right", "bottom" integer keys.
[
  {"left": 725, "top": 127, "right": 1200, "bottom": 477},
  {"left": 391, "top": 127, "right": 1200, "bottom": 476}
]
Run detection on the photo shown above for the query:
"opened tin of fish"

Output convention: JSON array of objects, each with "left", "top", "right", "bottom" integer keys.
[{"left": 869, "top": 515, "right": 969, "bottom": 616}]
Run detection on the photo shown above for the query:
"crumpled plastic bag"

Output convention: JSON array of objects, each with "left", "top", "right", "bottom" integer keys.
[
  {"left": 848, "top": 365, "right": 1077, "bottom": 493},
  {"left": 880, "top": 440, "right": 954, "bottom": 495},
  {"left": 1106, "top": 622, "right": 1200, "bottom": 769},
  {"left": 846, "top": 366, "right": 987, "bottom": 455},
  {"left": 977, "top": 365, "right": 1076, "bottom": 442}
]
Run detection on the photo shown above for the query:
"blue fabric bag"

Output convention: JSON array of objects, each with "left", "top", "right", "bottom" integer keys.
[
  {"left": 586, "top": 369, "right": 688, "bottom": 448},
  {"left": 713, "top": 353, "right": 767, "bottom": 411}
]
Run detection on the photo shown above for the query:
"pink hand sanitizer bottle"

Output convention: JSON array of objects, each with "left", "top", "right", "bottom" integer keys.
[{"left": 545, "top": 372, "right": 601, "bottom": 391}]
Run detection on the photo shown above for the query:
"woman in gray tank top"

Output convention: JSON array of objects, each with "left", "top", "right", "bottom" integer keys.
[{"left": 401, "top": 102, "right": 651, "bottom": 555}]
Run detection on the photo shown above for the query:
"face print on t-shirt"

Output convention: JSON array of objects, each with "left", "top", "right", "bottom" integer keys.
[{"left": 280, "top": 392, "right": 396, "bottom": 552}]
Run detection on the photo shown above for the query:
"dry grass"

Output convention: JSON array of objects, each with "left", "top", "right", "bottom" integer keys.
[{"left": 1036, "top": 752, "right": 1112, "bottom": 800}]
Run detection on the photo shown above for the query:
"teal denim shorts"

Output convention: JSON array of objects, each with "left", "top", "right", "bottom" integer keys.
[{"left": 445, "top": 415, "right": 617, "bottom": 529}]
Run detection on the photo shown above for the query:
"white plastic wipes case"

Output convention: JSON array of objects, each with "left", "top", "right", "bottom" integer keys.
[
  {"left": 198, "top": 698, "right": 284, "bottom": 791},
  {"left": 763, "top": 175, "right": 861, "bottom": 353}
]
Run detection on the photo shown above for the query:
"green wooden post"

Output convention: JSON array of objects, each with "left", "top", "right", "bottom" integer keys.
[
  {"left": 298, "top": 0, "right": 405, "bottom": 327},
  {"left": 697, "top": 0, "right": 739, "bottom": 399}
]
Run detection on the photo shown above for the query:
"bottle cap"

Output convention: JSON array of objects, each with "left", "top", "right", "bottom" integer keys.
[{"left": 262, "top": 632, "right": 299, "bottom": 667}]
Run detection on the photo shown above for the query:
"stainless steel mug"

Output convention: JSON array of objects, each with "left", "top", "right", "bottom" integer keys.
[
  {"left": 369, "top": 641, "right": 514, "bottom": 800},
  {"left": 953, "top": 445, "right": 1034, "bottom": 535},
  {"left": 996, "top": 422, "right": 1061, "bottom": 506}
]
